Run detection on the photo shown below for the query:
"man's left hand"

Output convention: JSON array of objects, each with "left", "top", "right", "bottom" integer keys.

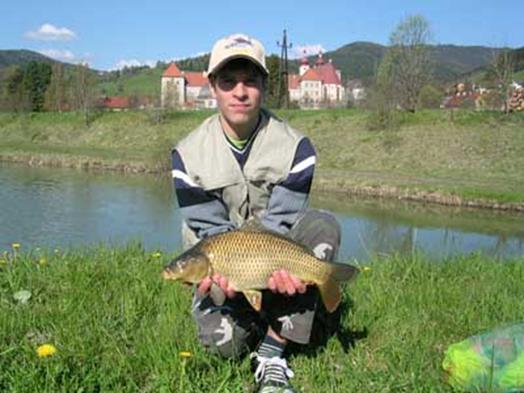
[{"left": 268, "top": 269, "right": 307, "bottom": 296}]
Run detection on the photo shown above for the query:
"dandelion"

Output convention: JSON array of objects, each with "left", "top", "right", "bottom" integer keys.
[
  {"left": 37, "top": 344, "right": 57, "bottom": 358},
  {"left": 38, "top": 258, "right": 48, "bottom": 266},
  {"left": 12, "top": 243, "right": 21, "bottom": 250},
  {"left": 179, "top": 351, "right": 192, "bottom": 391},
  {"left": 152, "top": 252, "right": 162, "bottom": 259},
  {"left": 362, "top": 266, "right": 372, "bottom": 273}
]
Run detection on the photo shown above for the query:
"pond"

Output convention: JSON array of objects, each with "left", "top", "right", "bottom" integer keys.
[{"left": 1, "top": 164, "right": 522, "bottom": 261}]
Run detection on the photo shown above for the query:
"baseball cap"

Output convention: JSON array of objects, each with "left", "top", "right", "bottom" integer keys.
[{"left": 207, "top": 33, "right": 269, "bottom": 77}]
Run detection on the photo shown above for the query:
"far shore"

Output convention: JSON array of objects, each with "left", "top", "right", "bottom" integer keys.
[
  {"left": 1, "top": 108, "right": 523, "bottom": 212},
  {"left": 2, "top": 152, "right": 523, "bottom": 212}
]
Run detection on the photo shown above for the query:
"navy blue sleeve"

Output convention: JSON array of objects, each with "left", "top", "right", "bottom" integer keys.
[{"left": 260, "top": 138, "right": 316, "bottom": 233}]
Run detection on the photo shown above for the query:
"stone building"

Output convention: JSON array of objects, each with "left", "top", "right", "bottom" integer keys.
[
  {"left": 161, "top": 63, "right": 216, "bottom": 109},
  {"left": 288, "top": 52, "right": 345, "bottom": 108}
]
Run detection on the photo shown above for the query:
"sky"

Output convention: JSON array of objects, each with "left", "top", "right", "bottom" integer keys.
[{"left": 1, "top": 0, "right": 522, "bottom": 71}]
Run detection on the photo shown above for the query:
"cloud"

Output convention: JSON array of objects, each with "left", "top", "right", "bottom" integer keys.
[
  {"left": 25, "top": 23, "right": 77, "bottom": 41},
  {"left": 111, "top": 59, "right": 156, "bottom": 70},
  {"left": 292, "top": 44, "right": 326, "bottom": 59},
  {"left": 38, "top": 49, "right": 77, "bottom": 62},
  {"left": 37, "top": 49, "right": 93, "bottom": 65}
]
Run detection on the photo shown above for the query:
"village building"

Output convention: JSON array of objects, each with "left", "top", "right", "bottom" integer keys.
[
  {"left": 161, "top": 63, "right": 216, "bottom": 109},
  {"left": 160, "top": 53, "right": 347, "bottom": 110},
  {"left": 288, "top": 52, "right": 346, "bottom": 108}
]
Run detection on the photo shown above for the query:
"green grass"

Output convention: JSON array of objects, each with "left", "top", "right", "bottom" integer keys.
[
  {"left": 0, "top": 109, "right": 523, "bottom": 205},
  {"left": 1, "top": 245, "right": 522, "bottom": 392},
  {"left": 97, "top": 68, "right": 165, "bottom": 96}
]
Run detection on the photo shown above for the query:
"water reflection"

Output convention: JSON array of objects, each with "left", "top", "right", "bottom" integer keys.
[
  {"left": 1, "top": 164, "right": 523, "bottom": 261},
  {"left": 311, "top": 194, "right": 524, "bottom": 261}
]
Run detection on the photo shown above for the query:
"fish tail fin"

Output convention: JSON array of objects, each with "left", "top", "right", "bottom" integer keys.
[
  {"left": 329, "top": 262, "right": 359, "bottom": 282},
  {"left": 317, "top": 278, "right": 342, "bottom": 313}
]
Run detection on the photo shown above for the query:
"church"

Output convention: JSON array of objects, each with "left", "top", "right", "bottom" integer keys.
[
  {"left": 160, "top": 52, "right": 345, "bottom": 110},
  {"left": 288, "top": 52, "right": 346, "bottom": 108}
]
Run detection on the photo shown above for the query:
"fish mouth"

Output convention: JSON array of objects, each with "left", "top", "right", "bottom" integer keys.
[{"left": 161, "top": 269, "right": 177, "bottom": 280}]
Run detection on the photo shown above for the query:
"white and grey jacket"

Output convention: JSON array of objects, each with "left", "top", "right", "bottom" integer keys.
[{"left": 171, "top": 109, "right": 316, "bottom": 248}]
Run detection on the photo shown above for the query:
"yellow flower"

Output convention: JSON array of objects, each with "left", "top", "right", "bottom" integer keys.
[
  {"left": 38, "top": 258, "right": 47, "bottom": 266},
  {"left": 12, "top": 243, "right": 21, "bottom": 250},
  {"left": 362, "top": 266, "right": 372, "bottom": 273},
  {"left": 179, "top": 351, "right": 192, "bottom": 358},
  {"left": 37, "top": 344, "right": 57, "bottom": 358},
  {"left": 152, "top": 252, "right": 162, "bottom": 258},
  {"left": 0, "top": 259, "right": 6, "bottom": 266}
]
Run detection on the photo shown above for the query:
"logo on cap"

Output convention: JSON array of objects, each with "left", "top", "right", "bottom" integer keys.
[{"left": 225, "top": 37, "right": 254, "bottom": 49}]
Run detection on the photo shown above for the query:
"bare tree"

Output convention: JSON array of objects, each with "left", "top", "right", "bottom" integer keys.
[
  {"left": 381, "top": 14, "right": 433, "bottom": 112},
  {"left": 74, "top": 62, "right": 96, "bottom": 126},
  {"left": 44, "top": 63, "right": 67, "bottom": 112},
  {"left": 162, "top": 79, "right": 180, "bottom": 110},
  {"left": 491, "top": 48, "right": 514, "bottom": 113}
]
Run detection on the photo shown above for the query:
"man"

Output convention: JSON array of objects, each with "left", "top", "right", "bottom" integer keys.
[{"left": 171, "top": 33, "right": 342, "bottom": 393}]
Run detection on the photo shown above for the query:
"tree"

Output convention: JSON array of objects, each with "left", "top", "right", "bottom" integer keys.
[
  {"left": 380, "top": 15, "right": 433, "bottom": 112},
  {"left": 44, "top": 63, "right": 67, "bottom": 112},
  {"left": 264, "top": 55, "right": 281, "bottom": 108},
  {"left": 490, "top": 48, "right": 514, "bottom": 113},
  {"left": 74, "top": 62, "right": 96, "bottom": 126},
  {"left": 22, "top": 61, "right": 52, "bottom": 112},
  {"left": 2, "top": 65, "right": 29, "bottom": 112},
  {"left": 162, "top": 79, "right": 180, "bottom": 110}
]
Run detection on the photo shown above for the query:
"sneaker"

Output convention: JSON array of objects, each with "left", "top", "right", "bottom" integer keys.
[{"left": 251, "top": 353, "right": 295, "bottom": 393}]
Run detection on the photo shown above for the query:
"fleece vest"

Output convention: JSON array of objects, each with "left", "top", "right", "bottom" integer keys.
[{"left": 176, "top": 109, "right": 304, "bottom": 228}]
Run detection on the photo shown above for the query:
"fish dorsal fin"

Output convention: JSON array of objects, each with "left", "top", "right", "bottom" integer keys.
[
  {"left": 239, "top": 217, "right": 267, "bottom": 233},
  {"left": 317, "top": 278, "right": 342, "bottom": 313},
  {"left": 242, "top": 290, "right": 263, "bottom": 311}
]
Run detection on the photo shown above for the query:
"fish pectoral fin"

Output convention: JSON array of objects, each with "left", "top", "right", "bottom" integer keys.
[
  {"left": 242, "top": 290, "right": 263, "bottom": 311},
  {"left": 209, "top": 282, "right": 226, "bottom": 306},
  {"left": 317, "top": 278, "right": 342, "bottom": 313}
]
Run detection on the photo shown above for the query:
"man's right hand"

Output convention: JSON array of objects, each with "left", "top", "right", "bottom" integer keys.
[{"left": 197, "top": 273, "right": 236, "bottom": 299}]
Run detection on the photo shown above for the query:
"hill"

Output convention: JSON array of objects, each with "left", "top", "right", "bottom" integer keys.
[
  {"left": 0, "top": 49, "right": 61, "bottom": 69},
  {"left": 0, "top": 44, "right": 515, "bottom": 96},
  {"left": 292, "top": 42, "right": 503, "bottom": 84}
]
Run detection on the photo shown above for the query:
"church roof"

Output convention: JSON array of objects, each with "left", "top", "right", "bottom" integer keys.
[
  {"left": 162, "top": 62, "right": 183, "bottom": 77},
  {"left": 183, "top": 71, "right": 209, "bottom": 87},
  {"left": 300, "top": 62, "right": 341, "bottom": 85}
]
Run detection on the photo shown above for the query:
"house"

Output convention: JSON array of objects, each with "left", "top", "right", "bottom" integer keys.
[
  {"left": 288, "top": 52, "right": 346, "bottom": 108},
  {"left": 161, "top": 63, "right": 216, "bottom": 109},
  {"left": 100, "top": 96, "right": 130, "bottom": 111}
]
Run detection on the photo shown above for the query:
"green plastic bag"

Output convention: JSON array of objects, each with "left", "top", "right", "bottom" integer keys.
[{"left": 442, "top": 323, "right": 524, "bottom": 392}]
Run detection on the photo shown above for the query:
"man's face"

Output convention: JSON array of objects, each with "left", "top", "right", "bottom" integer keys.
[{"left": 210, "top": 59, "right": 265, "bottom": 136}]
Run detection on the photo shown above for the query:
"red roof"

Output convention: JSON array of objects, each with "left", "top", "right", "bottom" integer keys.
[
  {"left": 288, "top": 74, "right": 301, "bottom": 89},
  {"left": 300, "top": 63, "right": 341, "bottom": 85},
  {"left": 102, "top": 96, "right": 130, "bottom": 109},
  {"left": 301, "top": 68, "right": 321, "bottom": 81},
  {"left": 184, "top": 71, "right": 209, "bottom": 87},
  {"left": 163, "top": 62, "right": 182, "bottom": 77}
]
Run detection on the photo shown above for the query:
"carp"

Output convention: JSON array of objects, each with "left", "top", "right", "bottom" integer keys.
[{"left": 162, "top": 221, "right": 358, "bottom": 312}]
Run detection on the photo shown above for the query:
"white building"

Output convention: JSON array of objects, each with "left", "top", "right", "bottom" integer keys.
[
  {"left": 161, "top": 63, "right": 216, "bottom": 109},
  {"left": 288, "top": 53, "right": 346, "bottom": 108}
]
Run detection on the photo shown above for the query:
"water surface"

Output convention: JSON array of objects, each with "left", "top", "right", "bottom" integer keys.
[{"left": 1, "top": 164, "right": 522, "bottom": 261}]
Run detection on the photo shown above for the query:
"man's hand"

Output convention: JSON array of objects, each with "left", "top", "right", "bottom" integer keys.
[
  {"left": 268, "top": 269, "right": 307, "bottom": 296},
  {"left": 197, "top": 273, "right": 236, "bottom": 299}
]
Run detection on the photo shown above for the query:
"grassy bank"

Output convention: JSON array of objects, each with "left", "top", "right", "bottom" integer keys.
[
  {"left": 1, "top": 245, "right": 523, "bottom": 392},
  {"left": 0, "top": 109, "right": 523, "bottom": 208}
]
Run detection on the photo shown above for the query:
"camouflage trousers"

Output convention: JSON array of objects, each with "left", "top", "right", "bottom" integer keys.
[{"left": 191, "top": 209, "right": 342, "bottom": 358}]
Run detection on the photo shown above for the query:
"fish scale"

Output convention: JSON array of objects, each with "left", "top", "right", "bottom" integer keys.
[{"left": 162, "top": 223, "right": 358, "bottom": 312}]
